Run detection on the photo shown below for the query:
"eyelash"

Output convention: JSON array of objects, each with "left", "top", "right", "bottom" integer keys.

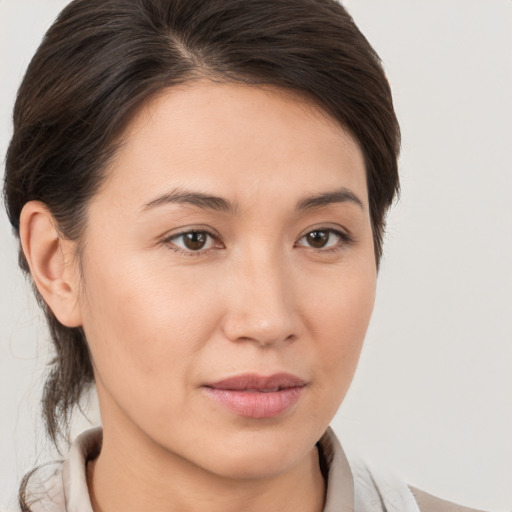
[
  {"left": 163, "top": 229, "right": 221, "bottom": 257},
  {"left": 295, "top": 228, "right": 354, "bottom": 253},
  {"left": 163, "top": 227, "right": 353, "bottom": 257}
]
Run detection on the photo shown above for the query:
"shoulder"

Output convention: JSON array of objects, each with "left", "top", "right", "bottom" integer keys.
[
  {"left": 319, "top": 427, "right": 491, "bottom": 512},
  {"left": 12, "top": 427, "right": 101, "bottom": 512},
  {"left": 410, "top": 487, "right": 488, "bottom": 512},
  {"left": 14, "top": 462, "right": 66, "bottom": 512}
]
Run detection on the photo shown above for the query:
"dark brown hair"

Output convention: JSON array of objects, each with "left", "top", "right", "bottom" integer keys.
[{"left": 3, "top": 0, "right": 400, "bottom": 503}]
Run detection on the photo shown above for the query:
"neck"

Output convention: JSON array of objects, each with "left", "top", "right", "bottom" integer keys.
[{"left": 87, "top": 422, "right": 326, "bottom": 512}]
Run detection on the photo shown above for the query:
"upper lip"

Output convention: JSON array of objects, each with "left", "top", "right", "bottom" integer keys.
[{"left": 204, "top": 373, "right": 306, "bottom": 392}]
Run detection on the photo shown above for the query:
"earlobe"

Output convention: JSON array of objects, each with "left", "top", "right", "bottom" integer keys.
[{"left": 19, "top": 201, "right": 83, "bottom": 328}]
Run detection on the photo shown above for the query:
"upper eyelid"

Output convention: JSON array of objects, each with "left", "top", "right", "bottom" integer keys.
[
  {"left": 162, "top": 230, "right": 222, "bottom": 256},
  {"left": 161, "top": 225, "right": 352, "bottom": 249},
  {"left": 296, "top": 228, "right": 347, "bottom": 243},
  {"left": 297, "top": 225, "right": 352, "bottom": 240},
  {"left": 163, "top": 227, "right": 221, "bottom": 242},
  {"left": 167, "top": 231, "right": 222, "bottom": 249},
  {"left": 164, "top": 226, "right": 347, "bottom": 238}
]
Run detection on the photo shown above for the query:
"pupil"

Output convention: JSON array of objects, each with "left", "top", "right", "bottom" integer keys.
[
  {"left": 184, "top": 232, "right": 206, "bottom": 250},
  {"left": 307, "top": 231, "right": 328, "bottom": 248}
]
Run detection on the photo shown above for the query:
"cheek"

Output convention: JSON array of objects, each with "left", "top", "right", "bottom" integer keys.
[
  {"left": 78, "top": 251, "right": 223, "bottom": 394},
  {"left": 305, "top": 252, "right": 376, "bottom": 338},
  {"left": 303, "top": 258, "right": 376, "bottom": 402}
]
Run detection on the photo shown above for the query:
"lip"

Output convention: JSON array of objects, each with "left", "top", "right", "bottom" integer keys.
[{"left": 202, "top": 373, "right": 306, "bottom": 419}]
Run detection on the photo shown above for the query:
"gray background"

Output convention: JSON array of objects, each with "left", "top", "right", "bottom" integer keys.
[{"left": 1, "top": 1, "right": 511, "bottom": 511}]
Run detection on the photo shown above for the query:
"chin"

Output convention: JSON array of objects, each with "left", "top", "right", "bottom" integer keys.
[
  {"left": 205, "top": 445, "right": 307, "bottom": 480},
  {"left": 191, "top": 422, "right": 321, "bottom": 480}
]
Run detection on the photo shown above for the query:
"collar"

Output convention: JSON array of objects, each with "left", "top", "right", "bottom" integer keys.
[{"left": 52, "top": 426, "right": 354, "bottom": 512}]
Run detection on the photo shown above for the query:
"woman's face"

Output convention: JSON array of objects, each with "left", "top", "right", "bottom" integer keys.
[{"left": 78, "top": 81, "right": 376, "bottom": 478}]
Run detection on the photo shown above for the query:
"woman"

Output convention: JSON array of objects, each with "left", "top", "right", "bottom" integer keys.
[{"left": 2, "top": 0, "right": 497, "bottom": 511}]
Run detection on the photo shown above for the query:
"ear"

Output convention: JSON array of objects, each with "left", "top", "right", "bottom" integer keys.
[{"left": 19, "top": 201, "right": 83, "bottom": 328}]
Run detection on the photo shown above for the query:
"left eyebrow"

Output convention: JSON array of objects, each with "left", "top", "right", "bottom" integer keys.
[{"left": 296, "top": 187, "right": 365, "bottom": 211}]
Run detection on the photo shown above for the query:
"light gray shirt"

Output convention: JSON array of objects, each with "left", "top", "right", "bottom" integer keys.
[{"left": 19, "top": 427, "right": 485, "bottom": 512}]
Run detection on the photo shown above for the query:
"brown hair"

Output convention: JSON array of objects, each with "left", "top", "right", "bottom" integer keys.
[{"left": 3, "top": 0, "right": 400, "bottom": 505}]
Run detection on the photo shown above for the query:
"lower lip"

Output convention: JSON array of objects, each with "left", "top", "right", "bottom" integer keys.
[{"left": 202, "top": 386, "right": 304, "bottom": 418}]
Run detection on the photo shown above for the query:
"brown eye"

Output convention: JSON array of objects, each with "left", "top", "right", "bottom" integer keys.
[
  {"left": 305, "top": 230, "right": 329, "bottom": 248},
  {"left": 183, "top": 232, "right": 207, "bottom": 250},
  {"left": 168, "top": 231, "right": 217, "bottom": 253},
  {"left": 297, "top": 229, "right": 348, "bottom": 250}
]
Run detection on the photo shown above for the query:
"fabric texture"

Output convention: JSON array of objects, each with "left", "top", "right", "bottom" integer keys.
[{"left": 18, "top": 426, "right": 485, "bottom": 512}]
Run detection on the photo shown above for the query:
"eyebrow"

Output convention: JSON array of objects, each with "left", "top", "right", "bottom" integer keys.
[
  {"left": 142, "top": 188, "right": 236, "bottom": 213},
  {"left": 296, "top": 188, "right": 365, "bottom": 211},
  {"left": 142, "top": 186, "right": 364, "bottom": 214}
]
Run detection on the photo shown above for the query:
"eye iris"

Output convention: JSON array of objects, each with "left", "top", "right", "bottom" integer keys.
[
  {"left": 306, "top": 230, "right": 329, "bottom": 248},
  {"left": 183, "top": 232, "right": 207, "bottom": 250}
]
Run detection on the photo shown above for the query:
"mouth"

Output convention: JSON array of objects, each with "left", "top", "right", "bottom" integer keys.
[{"left": 202, "top": 373, "right": 306, "bottom": 419}]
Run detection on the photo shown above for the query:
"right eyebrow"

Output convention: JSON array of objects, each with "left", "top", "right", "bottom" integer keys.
[{"left": 141, "top": 188, "right": 237, "bottom": 214}]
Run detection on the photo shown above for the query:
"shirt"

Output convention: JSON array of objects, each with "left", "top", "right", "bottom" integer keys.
[{"left": 19, "top": 426, "right": 485, "bottom": 512}]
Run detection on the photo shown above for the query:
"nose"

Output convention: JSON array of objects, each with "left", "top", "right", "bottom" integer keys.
[{"left": 221, "top": 252, "right": 300, "bottom": 348}]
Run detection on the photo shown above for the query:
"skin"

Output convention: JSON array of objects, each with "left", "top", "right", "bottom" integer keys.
[{"left": 21, "top": 81, "right": 377, "bottom": 512}]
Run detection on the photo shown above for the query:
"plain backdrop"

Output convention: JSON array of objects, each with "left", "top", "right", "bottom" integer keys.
[{"left": 1, "top": 1, "right": 511, "bottom": 511}]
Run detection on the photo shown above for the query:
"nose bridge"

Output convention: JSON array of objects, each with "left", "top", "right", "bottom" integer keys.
[{"left": 222, "top": 244, "right": 298, "bottom": 346}]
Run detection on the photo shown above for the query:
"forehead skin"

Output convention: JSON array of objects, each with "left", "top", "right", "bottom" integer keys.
[{"left": 92, "top": 80, "right": 368, "bottom": 221}]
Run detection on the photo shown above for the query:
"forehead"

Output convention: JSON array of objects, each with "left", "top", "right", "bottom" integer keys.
[{"left": 96, "top": 80, "right": 368, "bottom": 212}]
